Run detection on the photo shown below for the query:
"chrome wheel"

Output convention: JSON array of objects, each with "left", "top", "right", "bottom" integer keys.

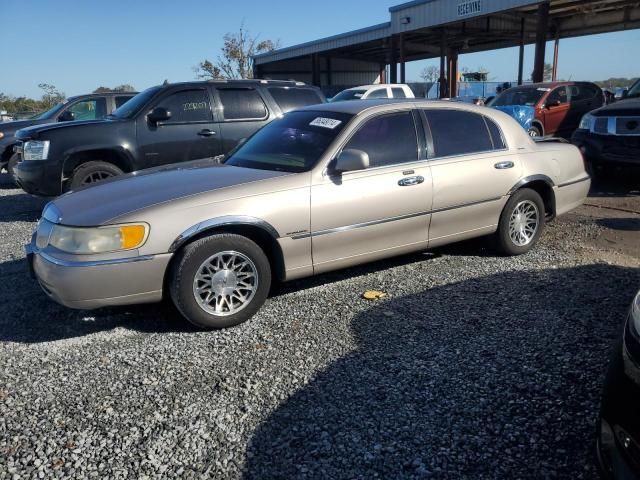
[
  {"left": 81, "top": 171, "right": 114, "bottom": 185},
  {"left": 192, "top": 251, "right": 258, "bottom": 317},
  {"left": 508, "top": 200, "right": 539, "bottom": 246},
  {"left": 528, "top": 127, "right": 539, "bottom": 137}
]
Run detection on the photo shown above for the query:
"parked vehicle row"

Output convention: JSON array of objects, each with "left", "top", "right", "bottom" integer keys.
[
  {"left": 26, "top": 100, "right": 590, "bottom": 329},
  {"left": 0, "top": 92, "right": 137, "bottom": 175},
  {"left": 11, "top": 80, "right": 325, "bottom": 196}
]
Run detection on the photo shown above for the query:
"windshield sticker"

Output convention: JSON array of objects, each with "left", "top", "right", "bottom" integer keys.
[
  {"left": 537, "top": 88, "right": 551, "bottom": 92},
  {"left": 310, "top": 117, "right": 342, "bottom": 129}
]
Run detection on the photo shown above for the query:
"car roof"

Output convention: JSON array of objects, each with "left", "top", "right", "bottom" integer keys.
[
  {"left": 511, "top": 81, "right": 596, "bottom": 89},
  {"left": 154, "top": 79, "right": 317, "bottom": 90},
  {"left": 343, "top": 84, "right": 409, "bottom": 91},
  {"left": 297, "top": 98, "right": 504, "bottom": 115}
]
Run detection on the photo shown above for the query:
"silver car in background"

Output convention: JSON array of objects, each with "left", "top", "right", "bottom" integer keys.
[{"left": 26, "top": 100, "right": 590, "bottom": 328}]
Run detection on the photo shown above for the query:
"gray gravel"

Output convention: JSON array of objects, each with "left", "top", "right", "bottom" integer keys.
[{"left": 0, "top": 172, "right": 638, "bottom": 479}]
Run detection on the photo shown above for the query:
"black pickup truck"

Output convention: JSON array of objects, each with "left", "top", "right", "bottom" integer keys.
[
  {"left": 572, "top": 78, "right": 640, "bottom": 179},
  {"left": 13, "top": 80, "right": 325, "bottom": 196},
  {"left": 0, "top": 92, "right": 136, "bottom": 175}
]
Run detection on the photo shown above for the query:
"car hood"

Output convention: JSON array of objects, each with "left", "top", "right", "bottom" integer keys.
[
  {"left": 0, "top": 118, "right": 49, "bottom": 134},
  {"left": 591, "top": 97, "right": 640, "bottom": 116},
  {"left": 490, "top": 105, "right": 535, "bottom": 129},
  {"left": 16, "top": 118, "right": 114, "bottom": 140},
  {"left": 49, "top": 159, "right": 291, "bottom": 226}
]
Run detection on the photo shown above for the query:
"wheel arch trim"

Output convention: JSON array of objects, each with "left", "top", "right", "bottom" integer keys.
[
  {"left": 169, "top": 216, "right": 281, "bottom": 253},
  {"left": 508, "top": 174, "right": 555, "bottom": 195}
]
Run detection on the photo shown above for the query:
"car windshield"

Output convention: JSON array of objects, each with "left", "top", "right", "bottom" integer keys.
[
  {"left": 627, "top": 80, "right": 640, "bottom": 99},
  {"left": 225, "top": 110, "right": 353, "bottom": 173},
  {"left": 31, "top": 102, "right": 66, "bottom": 120},
  {"left": 111, "top": 86, "right": 162, "bottom": 118},
  {"left": 489, "top": 87, "right": 548, "bottom": 107},
  {"left": 330, "top": 89, "right": 367, "bottom": 102}
]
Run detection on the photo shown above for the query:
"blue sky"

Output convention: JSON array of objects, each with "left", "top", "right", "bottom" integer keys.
[{"left": 1, "top": 0, "right": 639, "bottom": 98}]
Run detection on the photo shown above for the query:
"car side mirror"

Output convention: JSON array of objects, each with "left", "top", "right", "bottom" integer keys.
[
  {"left": 148, "top": 107, "right": 171, "bottom": 124},
  {"left": 58, "top": 110, "right": 75, "bottom": 122},
  {"left": 333, "top": 149, "right": 370, "bottom": 173}
]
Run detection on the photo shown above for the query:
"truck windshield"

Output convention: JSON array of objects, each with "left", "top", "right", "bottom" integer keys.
[
  {"left": 111, "top": 86, "right": 162, "bottom": 118},
  {"left": 31, "top": 102, "right": 66, "bottom": 120},
  {"left": 225, "top": 110, "right": 353, "bottom": 173},
  {"left": 489, "top": 87, "right": 547, "bottom": 107},
  {"left": 627, "top": 80, "right": 640, "bottom": 99}
]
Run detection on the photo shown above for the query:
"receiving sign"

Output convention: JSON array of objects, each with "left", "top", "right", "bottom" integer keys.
[
  {"left": 457, "top": 0, "right": 482, "bottom": 17},
  {"left": 310, "top": 117, "right": 343, "bottom": 129}
]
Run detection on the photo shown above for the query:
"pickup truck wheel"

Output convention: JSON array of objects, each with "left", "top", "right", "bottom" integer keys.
[
  {"left": 70, "top": 161, "right": 123, "bottom": 189},
  {"left": 169, "top": 234, "right": 271, "bottom": 329},
  {"left": 495, "top": 188, "right": 545, "bottom": 256},
  {"left": 527, "top": 125, "right": 542, "bottom": 137},
  {"left": 7, "top": 153, "right": 20, "bottom": 178}
]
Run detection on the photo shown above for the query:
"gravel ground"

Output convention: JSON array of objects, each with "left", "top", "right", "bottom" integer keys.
[{"left": 0, "top": 173, "right": 639, "bottom": 479}]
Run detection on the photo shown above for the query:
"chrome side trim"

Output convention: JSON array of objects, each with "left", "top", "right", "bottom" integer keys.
[
  {"left": 508, "top": 174, "right": 555, "bottom": 194},
  {"left": 36, "top": 251, "right": 155, "bottom": 268},
  {"left": 293, "top": 196, "right": 502, "bottom": 240},
  {"left": 558, "top": 176, "right": 590, "bottom": 188},
  {"left": 169, "top": 215, "right": 281, "bottom": 252}
]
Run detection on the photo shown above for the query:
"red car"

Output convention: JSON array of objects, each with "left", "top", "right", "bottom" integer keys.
[{"left": 489, "top": 81, "right": 603, "bottom": 138}]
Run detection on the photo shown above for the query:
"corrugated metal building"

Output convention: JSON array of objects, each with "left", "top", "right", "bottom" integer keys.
[{"left": 254, "top": 0, "right": 640, "bottom": 97}]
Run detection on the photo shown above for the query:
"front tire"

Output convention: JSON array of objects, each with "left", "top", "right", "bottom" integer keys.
[
  {"left": 169, "top": 234, "right": 271, "bottom": 329},
  {"left": 527, "top": 125, "right": 542, "bottom": 137},
  {"left": 495, "top": 188, "right": 545, "bottom": 256},
  {"left": 69, "top": 161, "right": 123, "bottom": 190}
]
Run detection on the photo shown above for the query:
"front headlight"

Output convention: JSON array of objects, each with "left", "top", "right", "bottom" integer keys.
[
  {"left": 578, "top": 113, "right": 594, "bottom": 131},
  {"left": 46, "top": 222, "right": 148, "bottom": 254},
  {"left": 23, "top": 140, "right": 50, "bottom": 160},
  {"left": 0, "top": 132, "right": 4, "bottom": 139}
]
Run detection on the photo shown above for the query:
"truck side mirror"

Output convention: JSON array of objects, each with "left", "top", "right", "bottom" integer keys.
[
  {"left": 58, "top": 110, "right": 75, "bottom": 122},
  {"left": 148, "top": 107, "right": 171, "bottom": 124}
]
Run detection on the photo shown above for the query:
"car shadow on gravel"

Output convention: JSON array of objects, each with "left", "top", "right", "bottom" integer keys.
[
  {"left": 596, "top": 217, "right": 640, "bottom": 232},
  {"left": 0, "top": 173, "right": 18, "bottom": 189},
  {"left": 245, "top": 264, "right": 640, "bottom": 479},
  {"left": 0, "top": 259, "right": 195, "bottom": 343},
  {"left": 0, "top": 191, "right": 47, "bottom": 222}
]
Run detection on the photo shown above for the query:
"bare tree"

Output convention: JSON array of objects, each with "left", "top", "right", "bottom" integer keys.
[
  {"left": 419, "top": 65, "right": 440, "bottom": 83},
  {"left": 38, "top": 83, "right": 65, "bottom": 108},
  {"left": 93, "top": 84, "right": 136, "bottom": 93},
  {"left": 195, "top": 24, "right": 279, "bottom": 80}
]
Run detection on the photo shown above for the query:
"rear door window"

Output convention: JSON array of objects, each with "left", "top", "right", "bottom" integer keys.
[
  {"left": 343, "top": 111, "right": 417, "bottom": 168},
  {"left": 423, "top": 109, "right": 495, "bottom": 158},
  {"left": 154, "top": 89, "right": 213, "bottom": 123},
  {"left": 391, "top": 87, "right": 407, "bottom": 98},
  {"left": 267, "top": 87, "right": 323, "bottom": 112},
  {"left": 217, "top": 88, "right": 268, "bottom": 120}
]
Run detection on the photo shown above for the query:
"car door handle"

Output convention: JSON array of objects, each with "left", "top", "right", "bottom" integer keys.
[
  {"left": 198, "top": 129, "right": 216, "bottom": 137},
  {"left": 494, "top": 161, "right": 514, "bottom": 169},
  {"left": 398, "top": 175, "right": 424, "bottom": 186}
]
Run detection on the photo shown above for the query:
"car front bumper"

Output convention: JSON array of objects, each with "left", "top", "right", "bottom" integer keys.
[
  {"left": 598, "top": 321, "right": 640, "bottom": 480},
  {"left": 26, "top": 243, "right": 172, "bottom": 309},
  {"left": 572, "top": 130, "right": 640, "bottom": 169},
  {"left": 13, "top": 160, "right": 63, "bottom": 197}
]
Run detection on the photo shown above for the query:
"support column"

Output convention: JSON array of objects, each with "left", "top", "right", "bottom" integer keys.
[
  {"left": 311, "top": 54, "right": 320, "bottom": 86},
  {"left": 399, "top": 33, "right": 406, "bottom": 84},
  {"left": 517, "top": 17, "right": 525, "bottom": 85},
  {"left": 379, "top": 64, "right": 387, "bottom": 84},
  {"left": 439, "top": 30, "right": 447, "bottom": 98},
  {"left": 448, "top": 50, "right": 458, "bottom": 98},
  {"left": 326, "top": 56, "right": 332, "bottom": 86},
  {"left": 552, "top": 32, "right": 559, "bottom": 81},
  {"left": 390, "top": 35, "right": 398, "bottom": 83},
  {"left": 532, "top": 1, "right": 549, "bottom": 83}
]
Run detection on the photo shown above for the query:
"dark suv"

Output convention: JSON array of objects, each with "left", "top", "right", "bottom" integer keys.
[
  {"left": 13, "top": 80, "right": 325, "bottom": 196},
  {"left": 572, "top": 78, "right": 640, "bottom": 178},
  {"left": 0, "top": 92, "right": 136, "bottom": 175}
]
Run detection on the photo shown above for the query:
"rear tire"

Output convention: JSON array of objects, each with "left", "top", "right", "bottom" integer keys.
[
  {"left": 69, "top": 161, "right": 123, "bottom": 190},
  {"left": 527, "top": 125, "right": 542, "bottom": 137},
  {"left": 495, "top": 188, "right": 545, "bottom": 256},
  {"left": 169, "top": 234, "right": 271, "bottom": 329}
]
